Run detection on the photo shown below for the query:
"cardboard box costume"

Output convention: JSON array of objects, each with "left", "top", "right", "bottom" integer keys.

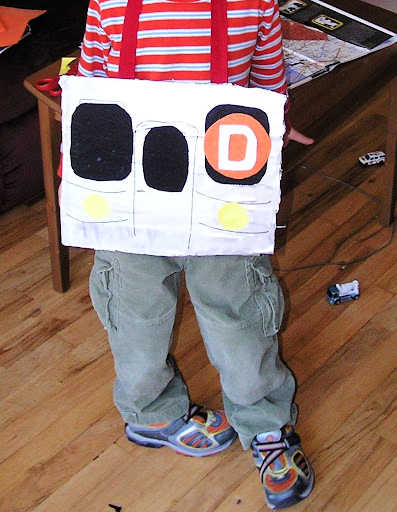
[{"left": 60, "top": 0, "right": 286, "bottom": 256}]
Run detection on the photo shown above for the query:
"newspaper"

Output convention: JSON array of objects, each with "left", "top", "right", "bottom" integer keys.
[{"left": 279, "top": 0, "right": 397, "bottom": 87}]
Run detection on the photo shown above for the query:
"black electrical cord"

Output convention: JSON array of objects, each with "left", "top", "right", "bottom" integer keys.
[{"left": 273, "top": 163, "right": 396, "bottom": 272}]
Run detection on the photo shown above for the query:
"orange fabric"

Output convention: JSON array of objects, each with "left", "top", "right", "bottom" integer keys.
[
  {"left": 204, "top": 113, "right": 271, "bottom": 179},
  {"left": 0, "top": 7, "right": 46, "bottom": 47}
]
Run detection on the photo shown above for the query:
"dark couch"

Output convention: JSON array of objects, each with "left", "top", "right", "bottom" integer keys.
[{"left": 0, "top": 1, "right": 89, "bottom": 212}]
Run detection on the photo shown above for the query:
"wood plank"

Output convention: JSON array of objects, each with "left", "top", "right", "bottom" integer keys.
[
  {"left": 349, "top": 460, "right": 397, "bottom": 512},
  {"left": 297, "top": 371, "right": 397, "bottom": 511},
  {"left": 30, "top": 444, "right": 135, "bottom": 512},
  {"left": 296, "top": 331, "right": 396, "bottom": 454},
  {"left": 280, "top": 233, "right": 397, "bottom": 358},
  {"left": 0, "top": 340, "right": 112, "bottom": 460},
  {"left": 0, "top": 334, "right": 72, "bottom": 401},
  {"left": 161, "top": 448, "right": 254, "bottom": 512},
  {"left": 0, "top": 378, "right": 116, "bottom": 510},
  {"left": 287, "top": 286, "right": 393, "bottom": 384},
  {"left": 0, "top": 395, "right": 119, "bottom": 512}
]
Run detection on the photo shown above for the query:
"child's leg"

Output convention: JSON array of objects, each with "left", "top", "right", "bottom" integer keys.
[
  {"left": 89, "top": 250, "right": 190, "bottom": 426},
  {"left": 185, "top": 255, "right": 297, "bottom": 450}
]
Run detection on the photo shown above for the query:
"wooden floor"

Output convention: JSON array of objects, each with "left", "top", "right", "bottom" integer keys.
[{"left": 1, "top": 86, "right": 396, "bottom": 512}]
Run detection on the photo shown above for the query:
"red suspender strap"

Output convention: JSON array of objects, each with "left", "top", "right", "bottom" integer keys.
[
  {"left": 210, "top": 0, "right": 228, "bottom": 83},
  {"left": 118, "top": 0, "right": 143, "bottom": 79},
  {"left": 118, "top": 0, "right": 228, "bottom": 83}
]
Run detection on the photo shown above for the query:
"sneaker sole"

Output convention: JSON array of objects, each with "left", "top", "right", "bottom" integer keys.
[{"left": 126, "top": 429, "right": 237, "bottom": 457}]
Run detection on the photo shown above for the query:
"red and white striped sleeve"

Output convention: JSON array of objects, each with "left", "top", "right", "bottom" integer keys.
[
  {"left": 78, "top": 0, "right": 110, "bottom": 77},
  {"left": 250, "top": 0, "right": 287, "bottom": 94}
]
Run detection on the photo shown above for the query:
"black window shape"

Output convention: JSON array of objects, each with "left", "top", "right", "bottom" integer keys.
[
  {"left": 205, "top": 104, "right": 270, "bottom": 185},
  {"left": 143, "top": 126, "right": 188, "bottom": 192},
  {"left": 70, "top": 103, "right": 133, "bottom": 181}
]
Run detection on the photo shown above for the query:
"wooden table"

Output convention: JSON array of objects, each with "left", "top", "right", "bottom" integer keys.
[
  {"left": 24, "top": 57, "right": 72, "bottom": 292},
  {"left": 24, "top": 2, "right": 396, "bottom": 292},
  {"left": 282, "top": 0, "right": 397, "bottom": 228}
]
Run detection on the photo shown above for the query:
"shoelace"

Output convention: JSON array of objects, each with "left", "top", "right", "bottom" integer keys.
[
  {"left": 254, "top": 431, "right": 301, "bottom": 483},
  {"left": 182, "top": 403, "right": 207, "bottom": 423}
]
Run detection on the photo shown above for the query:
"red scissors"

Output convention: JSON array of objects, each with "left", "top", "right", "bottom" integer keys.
[
  {"left": 35, "top": 58, "right": 78, "bottom": 97},
  {"left": 35, "top": 76, "right": 62, "bottom": 96}
]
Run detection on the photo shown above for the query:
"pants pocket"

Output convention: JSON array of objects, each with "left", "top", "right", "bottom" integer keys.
[
  {"left": 249, "top": 255, "right": 284, "bottom": 337},
  {"left": 89, "top": 252, "right": 119, "bottom": 331}
]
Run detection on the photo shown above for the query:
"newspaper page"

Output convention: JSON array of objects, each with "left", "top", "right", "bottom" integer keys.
[{"left": 279, "top": 0, "right": 397, "bottom": 87}]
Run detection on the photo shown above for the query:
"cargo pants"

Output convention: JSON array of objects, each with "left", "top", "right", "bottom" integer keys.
[{"left": 89, "top": 251, "right": 297, "bottom": 449}]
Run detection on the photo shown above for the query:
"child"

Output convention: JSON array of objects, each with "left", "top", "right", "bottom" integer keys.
[{"left": 76, "top": 0, "right": 314, "bottom": 509}]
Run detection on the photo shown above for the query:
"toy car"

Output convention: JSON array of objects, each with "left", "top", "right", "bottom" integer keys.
[
  {"left": 358, "top": 151, "right": 386, "bottom": 167},
  {"left": 327, "top": 280, "right": 360, "bottom": 305}
]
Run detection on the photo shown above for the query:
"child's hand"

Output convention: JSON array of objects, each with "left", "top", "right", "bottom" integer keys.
[{"left": 284, "top": 126, "right": 314, "bottom": 146}]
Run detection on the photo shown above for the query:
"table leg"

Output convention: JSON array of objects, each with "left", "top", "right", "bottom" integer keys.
[
  {"left": 38, "top": 101, "right": 70, "bottom": 292},
  {"left": 378, "top": 76, "right": 397, "bottom": 227}
]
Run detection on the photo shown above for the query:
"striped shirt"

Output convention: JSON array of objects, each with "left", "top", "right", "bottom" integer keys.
[{"left": 78, "top": 0, "right": 287, "bottom": 93}]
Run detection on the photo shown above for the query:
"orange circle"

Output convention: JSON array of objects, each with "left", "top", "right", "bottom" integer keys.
[{"left": 204, "top": 113, "right": 271, "bottom": 179}]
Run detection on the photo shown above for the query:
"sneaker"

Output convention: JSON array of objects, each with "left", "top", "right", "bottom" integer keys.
[
  {"left": 251, "top": 426, "right": 314, "bottom": 509},
  {"left": 125, "top": 404, "right": 237, "bottom": 457}
]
